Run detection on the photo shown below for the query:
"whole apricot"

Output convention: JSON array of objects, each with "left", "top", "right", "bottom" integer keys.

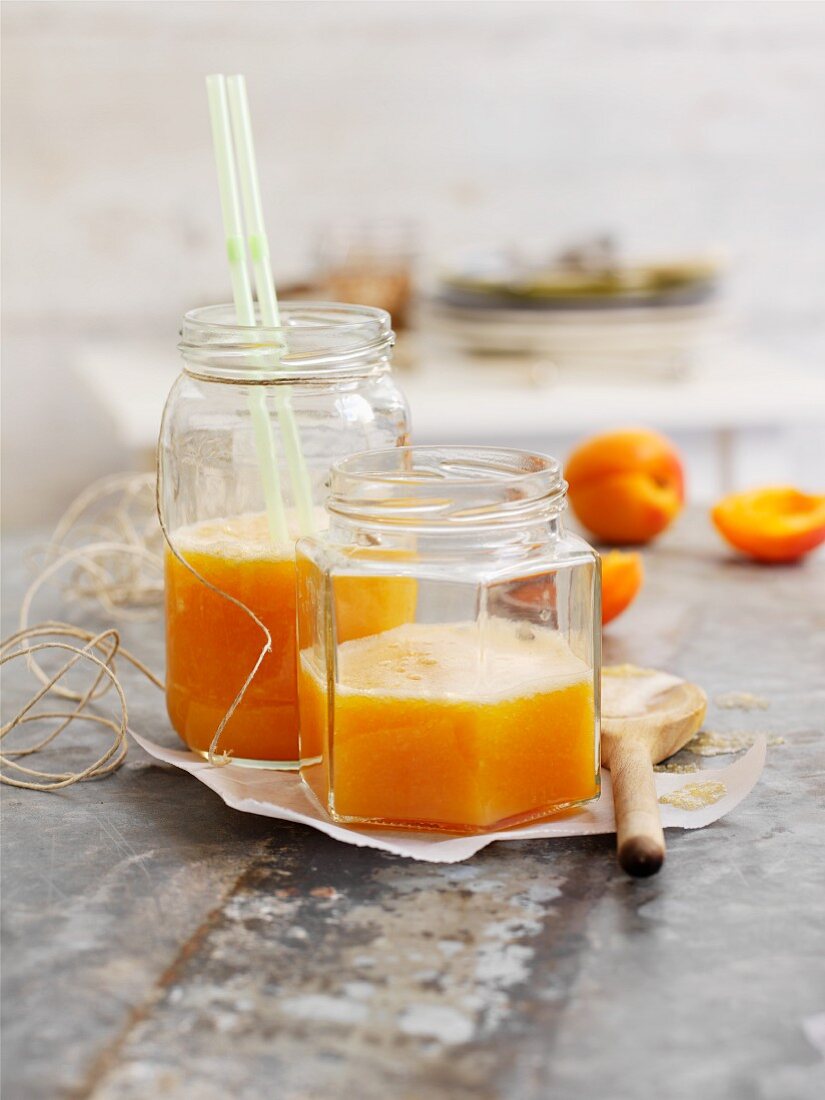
[
  {"left": 601, "top": 550, "right": 644, "bottom": 625},
  {"left": 712, "top": 486, "right": 825, "bottom": 563},
  {"left": 565, "top": 428, "right": 684, "bottom": 544}
]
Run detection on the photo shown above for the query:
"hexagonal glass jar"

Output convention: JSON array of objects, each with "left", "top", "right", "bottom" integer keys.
[
  {"left": 296, "top": 445, "right": 601, "bottom": 833},
  {"left": 158, "top": 303, "right": 409, "bottom": 769}
]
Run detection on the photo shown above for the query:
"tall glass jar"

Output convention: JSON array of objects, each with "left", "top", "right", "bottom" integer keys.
[
  {"left": 297, "top": 446, "right": 601, "bottom": 834},
  {"left": 158, "top": 303, "right": 409, "bottom": 769}
]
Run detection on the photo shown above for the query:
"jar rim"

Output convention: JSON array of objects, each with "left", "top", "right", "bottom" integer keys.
[
  {"left": 328, "top": 445, "right": 566, "bottom": 529},
  {"left": 182, "top": 301, "right": 392, "bottom": 340},
  {"left": 178, "top": 301, "right": 394, "bottom": 381}
]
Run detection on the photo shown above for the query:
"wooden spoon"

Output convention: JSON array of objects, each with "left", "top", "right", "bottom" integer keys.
[{"left": 601, "top": 665, "right": 707, "bottom": 878}]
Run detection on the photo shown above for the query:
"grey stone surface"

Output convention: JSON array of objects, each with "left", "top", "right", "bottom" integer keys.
[{"left": 2, "top": 515, "right": 824, "bottom": 1100}]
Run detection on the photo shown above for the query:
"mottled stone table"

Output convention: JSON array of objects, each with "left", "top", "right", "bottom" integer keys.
[{"left": 2, "top": 516, "right": 824, "bottom": 1100}]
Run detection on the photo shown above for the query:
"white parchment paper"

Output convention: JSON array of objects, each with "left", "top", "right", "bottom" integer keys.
[{"left": 132, "top": 732, "right": 766, "bottom": 864}]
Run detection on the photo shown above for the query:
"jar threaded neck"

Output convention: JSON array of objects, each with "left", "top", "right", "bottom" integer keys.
[
  {"left": 178, "top": 301, "right": 394, "bottom": 382},
  {"left": 327, "top": 446, "right": 567, "bottom": 531}
]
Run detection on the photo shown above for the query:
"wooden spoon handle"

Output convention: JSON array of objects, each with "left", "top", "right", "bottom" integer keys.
[{"left": 609, "top": 740, "right": 665, "bottom": 877}]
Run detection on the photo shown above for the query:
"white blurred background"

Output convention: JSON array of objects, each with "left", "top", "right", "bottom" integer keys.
[{"left": 3, "top": 0, "right": 824, "bottom": 528}]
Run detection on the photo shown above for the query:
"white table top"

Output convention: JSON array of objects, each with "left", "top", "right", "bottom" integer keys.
[{"left": 75, "top": 337, "right": 825, "bottom": 452}]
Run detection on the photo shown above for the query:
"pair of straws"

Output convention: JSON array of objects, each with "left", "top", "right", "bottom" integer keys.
[{"left": 206, "top": 74, "right": 315, "bottom": 544}]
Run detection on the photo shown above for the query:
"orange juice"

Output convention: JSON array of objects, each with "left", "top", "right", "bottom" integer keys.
[
  {"left": 166, "top": 514, "right": 418, "bottom": 764},
  {"left": 165, "top": 515, "right": 299, "bottom": 763},
  {"left": 299, "top": 619, "right": 598, "bottom": 832}
]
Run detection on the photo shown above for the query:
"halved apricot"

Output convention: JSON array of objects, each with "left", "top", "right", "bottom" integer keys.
[
  {"left": 712, "top": 486, "right": 825, "bottom": 563},
  {"left": 601, "top": 550, "right": 644, "bottom": 625}
]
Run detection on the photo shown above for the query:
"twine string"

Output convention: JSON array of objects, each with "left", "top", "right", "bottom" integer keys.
[
  {"left": 0, "top": 624, "right": 162, "bottom": 790},
  {"left": 1, "top": 469, "right": 276, "bottom": 787}
]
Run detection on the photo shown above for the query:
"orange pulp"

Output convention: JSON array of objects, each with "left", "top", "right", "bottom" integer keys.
[{"left": 299, "top": 620, "right": 598, "bottom": 832}]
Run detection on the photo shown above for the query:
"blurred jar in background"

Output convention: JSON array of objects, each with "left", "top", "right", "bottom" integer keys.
[{"left": 316, "top": 220, "right": 416, "bottom": 331}]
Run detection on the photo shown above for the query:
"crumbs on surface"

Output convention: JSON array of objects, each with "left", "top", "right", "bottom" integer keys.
[
  {"left": 603, "top": 664, "right": 655, "bottom": 679},
  {"left": 654, "top": 761, "right": 700, "bottom": 774},
  {"left": 688, "top": 730, "right": 784, "bottom": 756},
  {"left": 714, "top": 691, "right": 770, "bottom": 711},
  {"left": 659, "top": 781, "right": 727, "bottom": 811}
]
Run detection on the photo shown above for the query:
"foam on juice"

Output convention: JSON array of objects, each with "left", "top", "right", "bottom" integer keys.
[
  {"left": 172, "top": 509, "right": 327, "bottom": 560},
  {"left": 323, "top": 619, "right": 590, "bottom": 702}
]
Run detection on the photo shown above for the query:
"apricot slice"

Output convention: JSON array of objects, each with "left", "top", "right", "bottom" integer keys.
[
  {"left": 711, "top": 486, "right": 825, "bottom": 563},
  {"left": 565, "top": 429, "right": 684, "bottom": 544},
  {"left": 601, "top": 550, "right": 644, "bottom": 625}
]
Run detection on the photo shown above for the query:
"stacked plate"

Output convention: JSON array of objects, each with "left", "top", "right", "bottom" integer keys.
[{"left": 429, "top": 246, "right": 724, "bottom": 381}]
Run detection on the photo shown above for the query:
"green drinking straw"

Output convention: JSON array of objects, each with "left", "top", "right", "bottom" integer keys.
[
  {"left": 206, "top": 74, "right": 290, "bottom": 547},
  {"left": 226, "top": 74, "right": 316, "bottom": 537}
]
